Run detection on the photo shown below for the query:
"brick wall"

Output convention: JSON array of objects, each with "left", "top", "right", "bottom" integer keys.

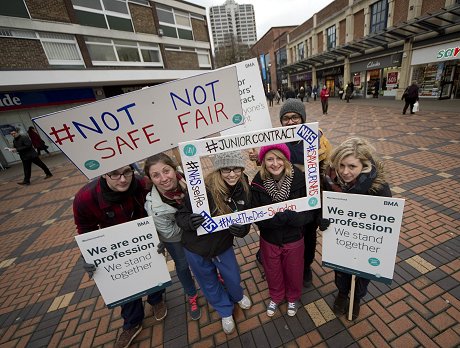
[
  {"left": 0, "top": 38, "right": 49, "bottom": 69},
  {"left": 316, "top": 0, "right": 348, "bottom": 24},
  {"left": 339, "top": 19, "right": 346, "bottom": 45},
  {"left": 421, "top": 0, "right": 445, "bottom": 15},
  {"left": 354, "top": 9, "right": 365, "bottom": 40},
  {"left": 317, "top": 32, "right": 323, "bottom": 53},
  {"left": 393, "top": 0, "right": 410, "bottom": 26},
  {"left": 25, "top": 0, "right": 71, "bottom": 22},
  {"left": 129, "top": 3, "right": 156, "bottom": 35},
  {"left": 290, "top": 18, "right": 313, "bottom": 42},
  {"left": 191, "top": 19, "right": 209, "bottom": 42},
  {"left": 164, "top": 51, "right": 199, "bottom": 69}
]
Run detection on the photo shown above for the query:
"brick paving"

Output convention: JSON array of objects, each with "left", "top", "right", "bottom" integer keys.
[{"left": 0, "top": 97, "right": 459, "bottom": 348}]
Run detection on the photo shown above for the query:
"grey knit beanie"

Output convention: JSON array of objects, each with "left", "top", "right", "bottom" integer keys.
[
  {"left": 213, "top": 151, "right": 245, "bottom": 170},
  {"left": 279, "top": 98, "right": 306, "bottom": 123}
]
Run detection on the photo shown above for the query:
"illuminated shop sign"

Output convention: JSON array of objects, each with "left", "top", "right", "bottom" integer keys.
[{"left": 436, "top": 46, "right": 460, "bottom": 60}]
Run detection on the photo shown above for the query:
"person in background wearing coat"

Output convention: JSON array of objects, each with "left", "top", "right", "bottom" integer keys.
[
  {"left": 144, "top": 153, "right": 201, "bottom": 321},
  {"left": 345, "top": 82, "right": 353, "bottom": 103},
  {"left": 8, "top": 128, "right": 52, "bottom": 185},
  {"left": 73, "top": 165, "right": 166, "bottom": 348},
  {"left": 402, "top": 82, "right": 419, "bottom": 114},
  {"left": 175, "top": 151, "right": 252, "bottom": 335},
  {"left": 320, "top": 85, "right": 330, "bottom": 115},
  {"left": 322, "top": 137, "right": 392, "bottom": 320},
  {"left": 312, "top": 85, "right": 318, "bottom": 101},
  {"left": 298, "top": 86, "right": 306, "bottom": 102},
  {"left": 251, "top": 144, "right": 316, "bottom": 317},
  {"left": 27, "top": 126, "right": 50, "bottom": 156}
]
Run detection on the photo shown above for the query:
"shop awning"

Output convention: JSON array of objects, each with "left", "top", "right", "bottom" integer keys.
[{"left": 282, "top": 5, "right": 460, "bottom": 74}]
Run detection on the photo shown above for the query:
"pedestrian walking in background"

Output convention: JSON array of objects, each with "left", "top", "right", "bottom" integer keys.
[
  {"left": 298, "top": 86, "right": 306, "bottom": 102},
  {"left": 8, "top": 128, "right": 52, "bottom": 186},
  {"left": 73, "top": 165, "right": 167, "bottom": 348},
  {"left": 322, "top": 137, "right": 392, "bottom": 320},
  {"left": 27, "top": 126, "right": 50, "bottom": 156},
  {"left": 251, "top": 144, "right": 315, "bottom": 317},
  {"left": 285, "top": 88, "right": 296, "bottom": 100},
  {"left": 345, "top": 82, "right": 353, "bottom": 103},
  {"left": 266, "top": 90, "right": 274, "bottom": 107},
  {"left": 402, "top": 82, "right": 419, "bottom": 114},
  {"left": 312, "top": 85, "right": 318, "bottom": 101},
  {"left": 176, "top": 151, "right": 252, "bottom": 335},
  {"left": 275, "top": 89, "right": 281, "bottom": 104},
  {"left": 373, "top": 80, "right": 380, "bottom": 98},
  {"left": 144, "top": 153, "right": 201, "bottom": 321},
  {"left": 320, "top": 85, "right": 330, "bottom": 114}
]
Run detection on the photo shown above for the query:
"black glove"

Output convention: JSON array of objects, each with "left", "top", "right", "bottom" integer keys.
[
  {"left": 318, "top": 218, "right": 330, "bottom": 231},
  {"left": 157, "top": 242, "right": 166, "bottom": 255},
  {"left": 189, "top": 213, "right": 205, "bottom": 230},
  {"left": 228, "top": 224, "right": 248, "bottom": 238},
  {"left": 83, "top": 262, "right": 96, "bottom": 279}
]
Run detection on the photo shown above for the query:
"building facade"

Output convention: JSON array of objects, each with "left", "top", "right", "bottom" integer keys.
[
  {"left": 209, "top": 0, "right": 257, "bottom": 51},
  {"left": 0, "top": 0, "right": 213, "bottom": 167},
  {"left": 254, "top": 0, "right": 460, "bottom": 101}
]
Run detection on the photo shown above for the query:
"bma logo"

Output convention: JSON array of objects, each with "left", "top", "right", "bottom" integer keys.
[
  {"left": 437, "top": 46, "right": 460, "bottom": 60},
  {"left": 245, "top": 62, "right": 255, "bottom": 68},
  {"left": 384, "top": 201, "right": 399, "bottom": 207},
  {"left": 137, "top": 220, "right": 150, "bottom": 227}
]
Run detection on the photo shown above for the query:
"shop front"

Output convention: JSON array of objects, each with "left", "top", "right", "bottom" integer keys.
[
  {"left": 316, "top": 66, "right": 343, "bottom": 97},
  {"left": 0, "top": 88, "right": 96, "bottom": 166},
  {"left": 290, "top": 71, "right": 312, "bottom": 91},
  {"left": 350, "top": 53, "right": 402, "bottom": 98},
  {"left": 411, "top": 40, "right": 460, "bottom": 99}
]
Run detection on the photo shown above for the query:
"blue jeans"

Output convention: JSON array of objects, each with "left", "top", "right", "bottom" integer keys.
[
  {"left": 164, "top": 241, "right": 197, "bottom": 297},
  {"left": 184, "top": 247, "right": 243, "bottom": 318}
]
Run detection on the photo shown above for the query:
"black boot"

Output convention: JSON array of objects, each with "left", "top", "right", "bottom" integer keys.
[
  {"left": 333, "top": 292, "right": 348, "bottom": 315},
  {"left": 303, "top": 267, "right": 312, "bottom": 288},
  {"left": 352, "top": 298, "right": 360, "bottom": 320}
]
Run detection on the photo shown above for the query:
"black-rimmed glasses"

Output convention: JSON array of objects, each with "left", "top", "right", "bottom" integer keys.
[
  {"left": 107, "top": 169, "right": 134, "bottom": 180},
  {"left": 220, "top": 167, "right": 243, "bottom": 174}
]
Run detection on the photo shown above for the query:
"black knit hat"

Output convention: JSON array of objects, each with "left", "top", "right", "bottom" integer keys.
[{"left": 279, "top": 98, "right": 306, "bottom": 123}]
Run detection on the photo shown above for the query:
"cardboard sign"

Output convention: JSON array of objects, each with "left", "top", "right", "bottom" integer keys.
[
  {"left": 33, "top": 67, "right": 243, "bottom": 179},
  {"left": 75, "top": 217, "right": 172, "bottom": 308},
  {"left": 220, "top": 58, "right": 272, "bottom": 135},
  {"left": 322, "top": 191, "right": 405, "bottom": 284},
  {"left": 179, "top": 123, "right": 321, "bottom": 235}
]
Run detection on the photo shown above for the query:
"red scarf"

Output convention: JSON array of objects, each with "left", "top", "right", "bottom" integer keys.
[{"left": 160, "top": 173, "right": 187, "bottom": 205}]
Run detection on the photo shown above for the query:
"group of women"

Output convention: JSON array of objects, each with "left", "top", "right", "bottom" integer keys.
[{"left": 142, "top": 130, "right": 391, "bottom": 334}]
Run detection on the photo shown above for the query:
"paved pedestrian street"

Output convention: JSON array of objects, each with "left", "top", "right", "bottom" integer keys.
[{"left": 0, "top": 98, "right": 459, "bottom": 347}]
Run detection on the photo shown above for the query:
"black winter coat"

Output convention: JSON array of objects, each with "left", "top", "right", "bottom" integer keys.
[
  {"left": 13, "top": 134, "right": 38, "bottom": 160},
  {"left": 176, "top": 180, "right": 250, "bottom": 259},
  {"left": 251, "top": 166, "right": 315, "bottom": 246}
]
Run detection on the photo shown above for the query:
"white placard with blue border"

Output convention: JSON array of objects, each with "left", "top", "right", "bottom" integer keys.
[
  {"left": 322, "top": 191, "right": 405, "bottom": 284},
  {"left": 179, "top": 123, "right": 321, "bottom": 235},
  {"left": 75, "top": 217, "right": 172, "bottom": 308}
]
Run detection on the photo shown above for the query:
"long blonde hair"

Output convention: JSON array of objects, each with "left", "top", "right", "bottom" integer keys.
[{"left": 205, "top": 170, "right": 249, "bottom": 215}]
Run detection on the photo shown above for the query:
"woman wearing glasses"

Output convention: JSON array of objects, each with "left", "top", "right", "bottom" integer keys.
[
  {"left": 176, "top": 151, "right": 252, "bottom": 335},
  {"left": 143, "top": 153, "right": 201, "bottom": 321},
  {"left": 73, "top": 165, "right": 166, "bottom": 347},
  {"left": 251, "top": 144, "right": 315, "bottom": 317}
]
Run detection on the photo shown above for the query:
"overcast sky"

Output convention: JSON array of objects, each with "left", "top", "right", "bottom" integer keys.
[{"left": 187, "top": 0, "right": 335, "bottom": 39}]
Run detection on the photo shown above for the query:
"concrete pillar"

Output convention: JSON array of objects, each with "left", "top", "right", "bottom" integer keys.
[
  {"left": 397, "top": 39, "right": 414, "bottom": 99},
  {"left": 312, "top": 66, "right": 317, "bottom": 88},
  {"left": 343, "top": 57, "right": 351, "bottom": 86}
]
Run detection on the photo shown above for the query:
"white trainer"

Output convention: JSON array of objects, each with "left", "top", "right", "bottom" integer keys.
[
  {"left": 222, "top": 315, "right": 235, "bottom": 334},
  {"left": 267, "top": 300, "right": 278, "bottom": 317},
  {"left": 238, "top": 295, "right": 252, "bottom": 310}
]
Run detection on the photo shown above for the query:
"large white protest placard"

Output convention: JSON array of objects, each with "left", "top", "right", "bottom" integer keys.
[
  {"left": 33, "top": 67, "right": 243, "bottom": 179},
  {"left": 179, "top": 123, "right": 321, "bottom": 235},
  {"left": 75, "top": 217, "right": 171, "bottom": 308},
  {"left": 322, "top": 191, "right": 405, "bottom": 284},
  {"left": 220, "top": 58, "right": 272, "bottom": 135}
]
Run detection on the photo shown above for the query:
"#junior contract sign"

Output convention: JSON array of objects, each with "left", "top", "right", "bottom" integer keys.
[
  {"left": 322, "top": 191, "right": 405, "bottom": 284},
  {"left": 75, "top": 217, "right": 171, "bottom": 308}
]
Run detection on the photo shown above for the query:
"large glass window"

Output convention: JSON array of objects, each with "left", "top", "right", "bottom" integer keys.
[
  {"left": 165, "top": 46, "right": 211, "bottom": 68},
  {"left": 72, "top": 0, "right": 134, "bottom": 32},
  {"left": 327, "top": 25, "right": 336, "bottom": 50},
  {"left": 297, "top": 43, "right": 305, "bottom": 61},
  {"left": 370, "top": 0, "right": 388, "bottom": 33},
  {"left": 0, "top": 0, "right": 29, "bottom": 18},
  {"left": 39, "top": 32, "right": 84, "bottom": 65},
  {"left": 156, "top": 4, "right": 194, "bottom": 40},
  {"left": 85, "top": 36, "right": 162, "bottom": 66}
]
